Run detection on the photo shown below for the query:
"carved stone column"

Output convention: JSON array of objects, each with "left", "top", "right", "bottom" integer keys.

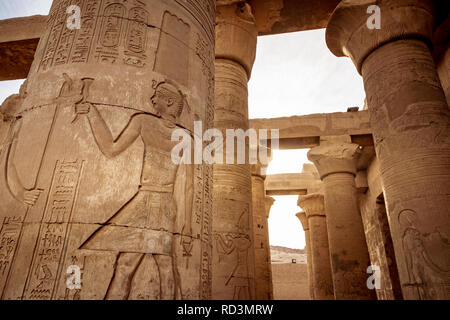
[
  {"left": 251, "top": 164, "right": 272, "bottom": 299},
  {"left": 296, "top": 211, "right": 314, "bottom": 300},
  {"left": 264, "top": 195, "right": 275, "bottom": 300},
  {"left": 212, "top": 1, "right": 258, "bottom": 299},
  {"left": 308, "top": 136, "right": 376, "bottom": 300},
  {"left": 298, "top": 193, "right": 334, "bottom": 300},
  {"left": 327, "top": 0, "right": 450, "bottom": 299},
  {"left": 0, "top": 0, "right": 215, "bottom": 300}
]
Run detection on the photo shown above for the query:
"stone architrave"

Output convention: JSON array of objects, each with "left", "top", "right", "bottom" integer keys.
[
  {"left": 296, "top": 211, "right": 314, "bottom": 300},
  {"left": 308, "top": 136, "right": 376, "bottom": 300},
  {"left": 212, "top": 1, "right": 258, "bottom": 300},
  {"left": 298, "top": 193, "right": 334, "bottom": 300},
  {"left": 326, "top": 0, "right": 450, "bottom": 299},
  {"left": 0, "top": 0, "right": 215, "bottom": 300}
]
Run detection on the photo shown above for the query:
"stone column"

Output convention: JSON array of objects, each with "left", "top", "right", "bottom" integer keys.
[
  {"left": 264, "top": 195, "right": 275, "bottom": 300},
  {"left": 298, "top": 193, "right": 334, "bottom": 300},
  {"left": 212, "top": 1, "right": 258, "bottom": 300},
  {"left": 308, "top": 136, "right": 376, "bottom": 300},
  {"left": 251, "top": 164, "right": 272, "bottom": 299},
  {"left": 326, "top": 0, "right": 450, "bottom": 299},
  {"left": 296, "top": 211, "right": 314, "bottom": 300},
  {"left": 0, "top": 0, "right": 215, "bottom": 300}
]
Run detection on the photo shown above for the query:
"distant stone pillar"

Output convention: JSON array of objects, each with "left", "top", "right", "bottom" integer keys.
[
  {"left": 308, "top": 136, "right": 375, "bottom": 300},
  {"left": 298, "top": 193, "right": 334, "bottom": 300},
  {"left": 212, "top": 1, "right": 258, "bottom": 300},
  {"left": 326, "top": 0, "right": 450, "bottom": 299},
  {"left": 296, "top": 211, "right": 314, "bottom": 300},
  {"left": 251, "top": 164, "right": 272, "bottom": 299},
  {"left": 264, "top": 195, "right": 275, "bottom": 300}
]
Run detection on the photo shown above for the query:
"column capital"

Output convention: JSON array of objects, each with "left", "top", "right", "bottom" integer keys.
[
  {"left": 297, "top": 193, "right": 325, "bottom": 218},
  {"left": 326, "top": 0, "right": 435, "bottom": 73},
  {"left": 296, "top": 211, "right": 309, "bottom": 231},
  {"left": 264, "top": 196, "right": 275, "bottom": 219},
  {"left": 307, "top": 141, "right": 362, "bottom": 180},
  {"left": 216, "top": 2, "right": 258, "bottom": 78}
]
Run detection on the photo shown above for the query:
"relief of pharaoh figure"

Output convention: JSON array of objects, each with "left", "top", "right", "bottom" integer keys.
[
  {"left": 75, "top": 80, "right": 194, "bottom": 300},
  {"left": 215, "top": 208, "right": 252, "bottom": 300}
]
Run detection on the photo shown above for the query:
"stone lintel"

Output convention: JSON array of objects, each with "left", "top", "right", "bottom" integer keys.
[
  {"left": 0, "top": 15, "right": 46, "bottom": 81},
  {"left": 265, "top": 173, "right": 322, "bottom": 196},
  {"left": 250, "top": 111, "right": 372, "bottom": 149},
  {"left": 249, "top": 0, "right": 341, "bottom": 36}
]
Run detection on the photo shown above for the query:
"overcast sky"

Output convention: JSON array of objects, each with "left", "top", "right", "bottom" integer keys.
[{"left": 0, "top": 0, "right": 365, "bottom": 250}]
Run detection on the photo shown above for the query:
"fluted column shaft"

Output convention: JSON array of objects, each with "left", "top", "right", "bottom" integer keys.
[
  {"left": 326, "top": 0, "right": 450, "bottom": 299},
  {"left": 298, "top": 194, "right": 334, "bottom": 300}
]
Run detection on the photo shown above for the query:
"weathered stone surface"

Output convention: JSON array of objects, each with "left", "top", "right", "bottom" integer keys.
[
  {"left": 249, "top": 0, "right": 340, "bottom": 35},
  {"left": 298, "top": 193, "right": 334, "bottom": 300},
  {"left": 308, "top": 136, "right": 376, "bottom": 299},
  {"left": 0, "top": 0, "right": 215, "bottom": 300},
  {"left": 327, "top": 0, "right": 450, "bottom": 299},
  {"left": 251, "top": 164, "right": 273, "bottom": 299},
  {"left": 250, "top": 111, "right": 372, "bottom": 149},
  {"left": 265, "top": 173, "right": 322, "bottom": 196},
  {"left": 359, "top": 159, "right": 403, "bottom": 300},
  {"left": 271, "top": 263, "right": 309, "bottom": 300},
  {"left": 212, "top": 1, "right": 257, "bottom": 300}
]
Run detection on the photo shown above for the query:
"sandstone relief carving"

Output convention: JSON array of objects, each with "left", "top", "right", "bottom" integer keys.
[
  {"left": 71, "top": 78, "right": 195, "bottom": 299},
  {"left": 399, "top": 209, "right": 450, "bottom": 299},
  {"left": 215, "top": 208, "right": 252, "bottom": 300}
]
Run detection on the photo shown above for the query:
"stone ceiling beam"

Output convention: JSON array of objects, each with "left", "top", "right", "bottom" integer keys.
[
  {"left": 250, "top": 111, "right": 373, "bottom": 149},
  {"left": 249, "top": 0, "right": 340, "bottom": 36},
  {"left": 265, "top": 173, "right": 321, "bottom": 196},
  {"left": 0, "top": 15, "right": 46, "bottom": 81}
]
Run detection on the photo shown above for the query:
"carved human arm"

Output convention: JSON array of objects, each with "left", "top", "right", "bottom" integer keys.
[
  {"left": 79, "top": 103, "right": 141, "bottom": 158},
  {"left": 3, "top": 120, "right": 42, "bottom": 206},
  {"left": 215, "top": 233, "right": 235, "bottom": 255}
]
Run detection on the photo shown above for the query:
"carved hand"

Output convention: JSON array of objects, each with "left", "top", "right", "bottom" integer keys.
[
  {"left": 75, "top": 102, "right": 91, "bottom": 115},
  {"left": 181, "top": 235, "right": 193, "bottom": 257},
  {"left": 23, "top": 189, "right": 42, "bottom": 207}
]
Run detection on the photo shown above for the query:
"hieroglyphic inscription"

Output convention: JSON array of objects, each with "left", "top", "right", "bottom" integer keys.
[
  {"left": 23, "top": 160, "right": 83, "bottom": 300},
  {"left": 200, "top": 164, "right": 213, "bottom": 299},
  {"left": 0, "top": 217, "right": 22, "bottom": 295},
  {"left": 39, "top": 0, "right": 149, "bottom": 69},
  {"left": 54, "top": 0, "right": 82, "bottom": 66},
  {"left": 71, "top": 0, "right": 102, "bottom": 64},
  {"left": 40, "top": 0, "right": 72, "bottom": 71},
  {"left": 193, "top": 165, "right": 203, "bottom": 226},
  {"left": 124, "top": 7, "right": 149, "bottom": 67},
  {"left": 94, "top": 3, "right": 126, "bottom": 64}
]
